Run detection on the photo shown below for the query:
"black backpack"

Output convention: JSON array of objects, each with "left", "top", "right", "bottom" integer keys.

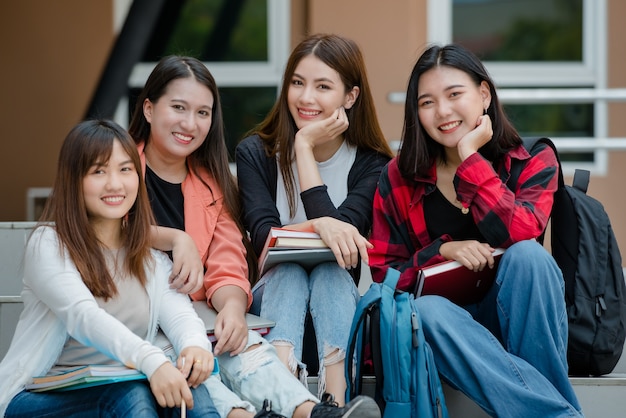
[{"left": 510, "top": 137, "right": 626, "bottom": 376}]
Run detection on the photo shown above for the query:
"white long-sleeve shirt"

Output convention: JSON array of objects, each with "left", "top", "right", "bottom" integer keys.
[{"left": 0, "top": 226, "right": 210, "bottom": 415}]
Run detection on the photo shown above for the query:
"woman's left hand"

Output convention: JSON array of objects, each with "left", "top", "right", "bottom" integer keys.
[
  {"left": 170, "top": 233, "right": 204, "bottom": 294},
  {"left": 212, "top": 304, "right": 249, "bottom": 356},
  {"left": 178, "top": 346, "right": 215, "bottom": 387},
  {"left": 457, "top": 114, "right": 493, "bottom": 160}
]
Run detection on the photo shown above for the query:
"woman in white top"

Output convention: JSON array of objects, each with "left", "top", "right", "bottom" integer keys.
[{"left": 0, "top": 119, "right": 219, "bottom": 417}]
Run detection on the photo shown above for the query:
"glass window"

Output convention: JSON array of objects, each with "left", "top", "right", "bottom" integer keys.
[
  {"left": 220, "top": 86, "right": 277, "bottom": 157},
  {"left": 453, "top": 0, "right": 583, "bottom": 62},
  {"left": 153, "top": 0, "right": 269, "bottom": 62}
]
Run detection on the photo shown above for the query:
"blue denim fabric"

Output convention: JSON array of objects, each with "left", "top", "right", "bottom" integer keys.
[
  {"left": 5, "top": 380, "right": 219, "bottom": 418},
  {"left": 251, "top": 262, "right": 360, "bottom": 371},
  {"left": 216, "top": 330, "right": 319, "bottom": 417},
  {"left": 416, "top": 240, "right": 583, "bottom": 417}
]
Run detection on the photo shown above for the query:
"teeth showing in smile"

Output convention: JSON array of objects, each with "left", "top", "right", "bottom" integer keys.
[
  {"left": 102, "top": 196, "right": 124, "bottom": 203},
  {"left": 299, "top": 109, "right": 321, "bottom": 117},
  {"left": 439, "top": 121, "right": 461, "bottom": 131},
  {"left": 173, "top": 132, "right": 192, "bottom": 142}
]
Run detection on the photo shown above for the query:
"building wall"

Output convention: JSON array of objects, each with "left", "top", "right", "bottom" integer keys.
[
  {"left": 1, "top": 0, "right": 625, "bottom": 252},
  {"left": 0, "top": 0, "right": 113, "bottom": 221}
]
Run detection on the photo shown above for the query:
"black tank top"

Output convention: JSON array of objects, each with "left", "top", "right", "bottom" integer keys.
[{"left": 423, "top": 188, "right": 484, "bottom": 242}]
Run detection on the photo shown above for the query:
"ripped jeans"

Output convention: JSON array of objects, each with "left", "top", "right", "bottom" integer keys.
[
  {"left": 156, "top": 329, "right": 317, "bottom": 417},
  {"left": 208, "top": 331, "right": 318, "bottom": 417},
  {"left": 250, "top": 262, "right": 360, "bottom": 396}
]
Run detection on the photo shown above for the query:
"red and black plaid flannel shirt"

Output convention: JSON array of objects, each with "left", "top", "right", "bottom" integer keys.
[{"left": 368, "top": 143, "right": 558, "bottom": 292}]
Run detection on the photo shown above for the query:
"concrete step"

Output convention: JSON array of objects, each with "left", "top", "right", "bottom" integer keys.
[{"left": 308, "top": 374, "right": 626, "bottom": 417}]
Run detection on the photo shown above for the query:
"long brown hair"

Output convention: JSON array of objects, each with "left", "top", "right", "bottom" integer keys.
[
  {"left": 128, "top": 55, "right": 258, "bottom": 284},
  {"left": 398, "top": 43, "right": 521, "bottom": 179},
  {"left": 39, "top": 119, "right": 154, "bottom": 299},
  {"left": 249, "top": 33, "right": 393, "bottom": 216}
]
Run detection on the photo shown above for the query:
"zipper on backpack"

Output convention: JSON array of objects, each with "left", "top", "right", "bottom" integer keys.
[
  {"left": 411, "top": 311, "right": 419, "bottom": 348},
  {"left": 596, "top": 295, "right": 607, "bottom": 317}
]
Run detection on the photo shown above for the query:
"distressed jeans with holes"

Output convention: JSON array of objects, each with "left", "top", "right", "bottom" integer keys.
[
  {"left": 250, "top": 262, "right": 360, "bottom": 397},
  {"left": 216, "top": 330, "right": 318, "bottom": 417}
]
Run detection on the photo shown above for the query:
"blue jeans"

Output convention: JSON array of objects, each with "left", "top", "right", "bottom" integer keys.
[
  {"left": 5, "top": 381, "right": 219, "bottom": 418},
  {"left": 251, "top": 262, "right": 360, "bottom": 384},
  {"left": 417, "top": 240, "right": 583, "bottom": 417}
]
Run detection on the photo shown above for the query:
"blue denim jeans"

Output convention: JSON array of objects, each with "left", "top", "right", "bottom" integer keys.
[
  {"left": 251, "top": 262, "right": 360, "bottom": 387},
  {"left": 416, "top": 240, "right": 583, "bottom": 417},
  {"left": 5, "top": 380, "right": 219, "bottom": 418}
]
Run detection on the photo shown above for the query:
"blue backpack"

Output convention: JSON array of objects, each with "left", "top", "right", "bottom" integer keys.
[{"left": 345, "top": 267, "right": 449, "bottom": 417}]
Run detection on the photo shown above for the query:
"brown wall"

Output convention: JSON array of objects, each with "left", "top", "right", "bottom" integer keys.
[
  {"left": 601, "top": 0, "right": 626, "bottom": 251},
  {"left": 306, "top": 0, "right": 428, "bottom": 143},
  {"left": 0, "top": 0, "right": 114, "bottom": 220}
]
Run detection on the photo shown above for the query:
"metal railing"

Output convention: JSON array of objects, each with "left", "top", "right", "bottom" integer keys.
[{"left": 387, "top": 88, "right": 626, "bottom": 152}]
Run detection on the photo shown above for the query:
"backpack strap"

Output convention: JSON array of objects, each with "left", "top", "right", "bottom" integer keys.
[{"left": 345, "top": 278, "right": 383, "bottom": 401}]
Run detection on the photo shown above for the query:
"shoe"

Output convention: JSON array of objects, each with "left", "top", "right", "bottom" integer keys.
[
  {"left": 310, "top": 393, "right": 381, "bottom": 418},
  {"left": 254, "top": 399, "right": 287, "bottom": 418}
]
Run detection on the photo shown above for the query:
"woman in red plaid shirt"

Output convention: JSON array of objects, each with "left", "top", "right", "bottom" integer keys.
[{"left": 368, "top": 44, "right": 584, "bottom": 417}]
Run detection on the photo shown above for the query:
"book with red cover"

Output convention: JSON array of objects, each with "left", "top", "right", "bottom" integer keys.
[{"left": 414, "top": 248, "right": 505, "bottom": 306}]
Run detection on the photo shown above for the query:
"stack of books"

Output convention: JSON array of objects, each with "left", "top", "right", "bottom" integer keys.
[
  {"left": 25, "top": 364, "right": 146, "bottom": 392},
  {"left": 258, "top": 227, "right": 335, "bottom": 275}
]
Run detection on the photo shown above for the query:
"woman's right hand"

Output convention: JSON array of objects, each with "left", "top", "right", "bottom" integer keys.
[
  {"left": 312, "top": 216, "right": 372, "bottom": 269},
  {"left": 149, "top": 362, "right": 194, "bottom": 409},
  {"left": 439, "top": 240, "right": 496, "bottom": 272},
  {"left": 294, "top": 107, "right": 349, "bottom": 150}
]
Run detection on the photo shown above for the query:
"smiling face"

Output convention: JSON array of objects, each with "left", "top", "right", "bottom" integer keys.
[
  {"left": 143, "top": 77, "right": 214, "bottom": 163},
  {"left": 82, "top": 139, "right": 139, "bottom": 229},
  {"left": 417, "top": 66, "right": 491, "bottom": 149},
  {"left": 287, "top": 54, "right": 357, "bottom": 130}
]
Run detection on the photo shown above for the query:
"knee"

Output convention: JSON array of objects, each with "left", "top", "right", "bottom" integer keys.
[
  {"left": 310, "top": 263, "right": 357, "bottom": 297},
  {"left": 266, "top": 263, "right": 309, "bottom": 286},
  {"left": 190, "top": 384, "right": 218, "bottom": 415},
  {"left": 109, "top": 382, "right": 156, "bottom": 414},
  {"left": 504, "top": 240, "right": 551, "bottom": 266},
  {"left": 498, "top": 240, "right": 564, "bottom": 295},
  {"left": 414, "top": 295, "right": 464, "bottom": 331}
]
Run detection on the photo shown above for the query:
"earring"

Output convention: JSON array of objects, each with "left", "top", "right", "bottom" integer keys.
[{"left": 483, "top": 108, "right": 488, "bottom": 115}]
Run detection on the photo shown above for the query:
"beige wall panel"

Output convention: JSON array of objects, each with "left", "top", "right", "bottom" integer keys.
[
  {"left": 0, "top": 0, "right": 114, "bottom": 220},
  {"left": 306, "top": 0, "right": 427, "bottom": 144},
  {"left": 594, "top": 0, "right": 626, "bottom": 250}
]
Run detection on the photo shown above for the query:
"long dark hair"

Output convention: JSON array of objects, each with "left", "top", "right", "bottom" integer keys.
[
  {"left": 398, "top": 43, "right": 521, "bottom": 179},
  {"left": 128, "top": 55, "right": 258, "bottom": 284},
  {"left": 39, "top": 119, "right": 154, "bottom": 299},
  {"left": 249, "top": 33, "right": 393, "bottom": 216}
]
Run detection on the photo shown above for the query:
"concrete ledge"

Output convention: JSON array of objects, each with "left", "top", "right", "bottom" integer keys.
[{"left": 309, "top": 374, "right": 626, "bottom": 418}]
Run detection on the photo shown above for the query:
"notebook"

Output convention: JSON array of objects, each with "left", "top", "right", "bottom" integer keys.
[
  {"left": 414, "top": 248, "right": 505, "bottom": 306},
  {"left": 192, "top": 301, "right": 275, "bottom": 341}
]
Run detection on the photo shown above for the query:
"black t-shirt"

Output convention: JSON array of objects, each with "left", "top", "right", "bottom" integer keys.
[
  {"left": 145, "top": 165, "right": 185, "bottom": 232},
  {"left": 424, "top": 187, "right": 485, "bottom": 242}
]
